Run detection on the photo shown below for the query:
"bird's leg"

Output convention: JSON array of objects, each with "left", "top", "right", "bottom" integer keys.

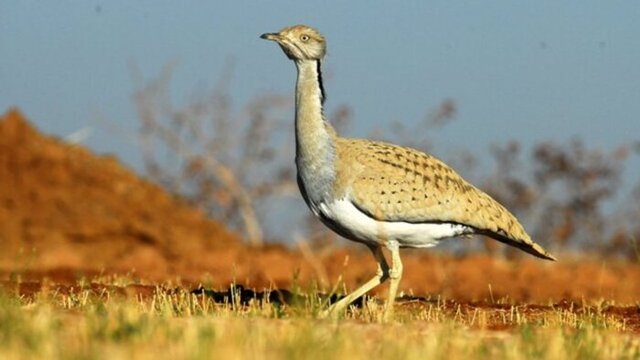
[
  {"left": 383, "top": 240, "right": 403, "bottom": 321},
  {"left": 322, "top": 245, "right": 389, "bottom": 318}
]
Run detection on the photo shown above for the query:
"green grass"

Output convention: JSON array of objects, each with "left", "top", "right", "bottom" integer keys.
[{"left": 0, "top": 283, "right": 639, "bottom": 360}]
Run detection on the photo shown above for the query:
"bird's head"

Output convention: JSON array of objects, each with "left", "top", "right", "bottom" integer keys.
[{"left": 260, "top": 25, "right": 326, "bottom": 61}]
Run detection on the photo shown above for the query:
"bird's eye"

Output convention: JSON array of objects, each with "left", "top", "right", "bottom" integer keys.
[{"left": 300, "top": 34, "right": 310, "bottom": 42}]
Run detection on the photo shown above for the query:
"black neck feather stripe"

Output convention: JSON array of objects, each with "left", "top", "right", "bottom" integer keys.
[{"left": 316, "top": 60, "right": 326, "bottom": 104}]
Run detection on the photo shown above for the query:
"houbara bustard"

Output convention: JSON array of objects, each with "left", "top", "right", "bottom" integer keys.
[{"left": 260, "top": 24, "right": 555, "bottom": 320}]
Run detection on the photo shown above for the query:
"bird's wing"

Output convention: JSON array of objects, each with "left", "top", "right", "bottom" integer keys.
[{"left": 336, "top": 138, "right": 556, "bottom": 260}]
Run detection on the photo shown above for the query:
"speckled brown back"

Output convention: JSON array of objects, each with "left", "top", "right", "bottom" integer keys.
[{"left": 334, "top": 138, "right": 555, "bottom": 260}]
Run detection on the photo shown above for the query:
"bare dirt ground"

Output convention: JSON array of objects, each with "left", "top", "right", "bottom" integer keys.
[{"left": 1, "top": 108, "right": 639, "bottom": 328}]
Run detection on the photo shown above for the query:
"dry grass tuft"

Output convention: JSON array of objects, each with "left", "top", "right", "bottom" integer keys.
[{"left": 1, "top": 279, "right": 640, "bottom": 359}]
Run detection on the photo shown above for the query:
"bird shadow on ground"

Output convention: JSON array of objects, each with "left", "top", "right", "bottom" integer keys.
[{"left": 190, "top": 284, "right": 429, "bottom": 308}]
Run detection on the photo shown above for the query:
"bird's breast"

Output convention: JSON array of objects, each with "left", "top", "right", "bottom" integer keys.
[{"left": 296, "top": 154, "right": 337, "bottom": 203}]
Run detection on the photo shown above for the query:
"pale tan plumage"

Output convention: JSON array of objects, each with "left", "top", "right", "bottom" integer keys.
[
  {"left": 334, "top": 138, "right": 554, "bottom": 259},
  {"left": 261, "top": 24, "right": 555, "bottom": 320}
]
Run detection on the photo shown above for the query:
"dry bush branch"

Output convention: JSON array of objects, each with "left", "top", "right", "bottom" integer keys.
[{"left": 132, "top": 63, "right": 294, "bottom": 245}]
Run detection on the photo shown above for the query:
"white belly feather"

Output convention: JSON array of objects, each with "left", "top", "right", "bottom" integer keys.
[{"left": 318, "top": 198, "right": 471, "bottom": 248}]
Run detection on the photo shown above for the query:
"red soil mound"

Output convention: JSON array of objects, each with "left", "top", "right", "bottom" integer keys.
[
  {"left": 0, "top": 108, "right": 241, "bottom": 276},
  {"left": 2, "top": 108, "right": 640, "bottom": 304}
]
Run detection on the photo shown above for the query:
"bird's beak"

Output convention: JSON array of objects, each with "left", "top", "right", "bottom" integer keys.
[{"left": 260, "top": 32, "right": 280, "bottom": 41}]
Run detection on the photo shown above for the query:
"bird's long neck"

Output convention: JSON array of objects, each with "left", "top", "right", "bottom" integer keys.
[{"left": 294, "top": 59, "right": 337, "bottom": 188}]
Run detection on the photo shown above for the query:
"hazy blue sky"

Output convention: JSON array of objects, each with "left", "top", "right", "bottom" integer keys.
[{"left": 2, "top": 1, "right": 639, "bottom": 173}]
